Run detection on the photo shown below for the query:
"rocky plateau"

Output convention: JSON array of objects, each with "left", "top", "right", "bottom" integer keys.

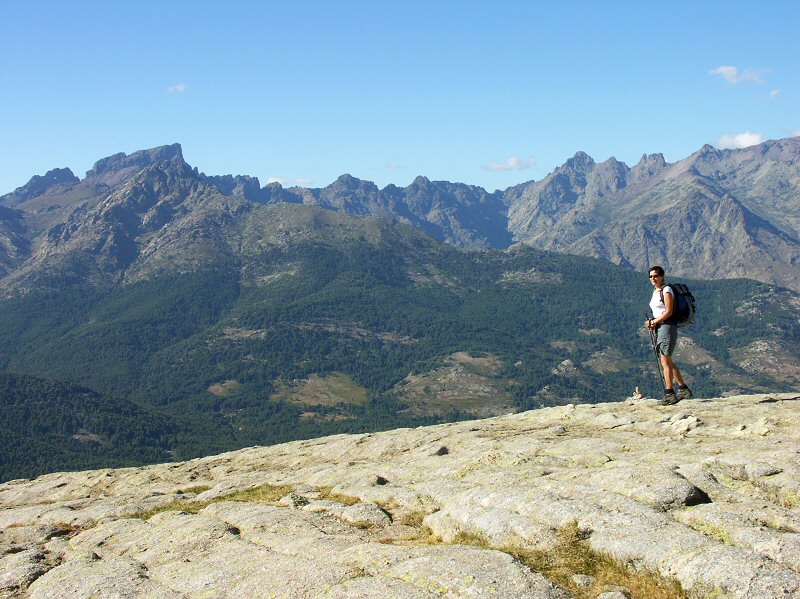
[{"left": 2, "top": 393, "right": 799, "bottom": 598}]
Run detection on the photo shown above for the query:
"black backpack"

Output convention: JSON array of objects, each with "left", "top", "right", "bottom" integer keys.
[{"left": 660, "top": 283, "right": 696, "bottom": 327}]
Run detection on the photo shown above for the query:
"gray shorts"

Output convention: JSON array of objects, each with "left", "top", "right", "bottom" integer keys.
[{"left": 656, "top": 324, "right": 677, "bottom": 356}]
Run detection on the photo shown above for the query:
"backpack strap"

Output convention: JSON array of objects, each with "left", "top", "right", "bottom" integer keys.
[{"left": 660, "top": 285, "right": 678, "bottom": 325}]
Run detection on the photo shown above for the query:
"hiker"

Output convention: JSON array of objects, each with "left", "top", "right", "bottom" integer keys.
[{"left": 645, "top": 266, "right": 692, "bottom": 405}]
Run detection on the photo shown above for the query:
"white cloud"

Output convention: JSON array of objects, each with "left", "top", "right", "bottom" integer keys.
[
  {"left": 709, "top": 66, "right": 764, "bottom": 85},
  {"left": 167, "top": 82, "right": 189, "bottom": 94},
  {"left": 716, "top": 131, "right": 766, "bottom": 149},
  {"left": 770, "top": 88, "right": 781, "bottom": 99},
  {"left": 385, "top": 162, "right": 402, "bottom": 170},
  {"left": 482, "top": 156, "right": 536, "bottom": 172}
]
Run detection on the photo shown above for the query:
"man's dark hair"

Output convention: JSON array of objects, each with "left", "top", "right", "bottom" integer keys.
[{"left": 649, "top": 265, "right": 665, "bottom": 276}]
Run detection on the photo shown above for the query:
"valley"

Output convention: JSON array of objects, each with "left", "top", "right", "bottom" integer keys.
[{"left": 1, "top": 141, "right": 798, "bottom": 482}]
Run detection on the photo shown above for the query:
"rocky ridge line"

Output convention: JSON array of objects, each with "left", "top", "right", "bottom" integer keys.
[{"left": 2, "top": 137, "right": 799, "bottom": 290}]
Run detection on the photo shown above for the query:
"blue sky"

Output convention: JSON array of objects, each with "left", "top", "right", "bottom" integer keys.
[{"left": 1, "top": 0, "right": 797, "bottom": 195}]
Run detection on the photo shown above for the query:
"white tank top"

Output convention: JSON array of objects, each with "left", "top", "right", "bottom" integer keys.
[{"left": 649, "top": 285, "right": 673, "bottom": 318}]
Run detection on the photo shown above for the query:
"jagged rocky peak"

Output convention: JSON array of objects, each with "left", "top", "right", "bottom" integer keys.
[
  {"left": 381, "top": 183, "right": 402, "bottom": 194},
  {"left": 696, "top": 144, "right": 723, "bottom": 159},
  {"left": 629, "top": 153, "right": 667, "bottom": 182},
  {"left": 131, "top": 153, "right": 200, "bottom": 189},
  {"left": 311, "top": 174, "right": 381, "bottom": 215},
  {"left": 596, "top": 156, "right": 629, "bottom": 174},
  {"left": 1, "top": 167, "right": 80, "bottom": 206},
  {"left": 563, "top": 151, "right": 596, "bottom": 171},
  {"left": 326, "top": 174, "right": 379, "bottom": 194},
  {"left": 589, "top": 157, "right": 629, "bottom": 194},
  {"left": 206, "top": 174, "right": 263, "bottom": 201},
  {"left": 94, "top": 155, "right": 204, "bottom": 220},
  {"left": 411, "top": 175, "right": 431, "bottom": 186},
  {"left": 24, "top": 167, "right": 79, "bottom": 190},
  {"left": 635, "top": 152, "right": 667, "bottom": 170},
  {"left": 85, "top": 143, "right": 185, "bottom": 186},
  {"left": 259, "top": 180, "right": 308, "bottom": 205},
  {"left": 404, "top": 176, "right": 438, "bottom": 200},
  {"left": 752, "top": 137, "right": 800, "bottom": 161}
]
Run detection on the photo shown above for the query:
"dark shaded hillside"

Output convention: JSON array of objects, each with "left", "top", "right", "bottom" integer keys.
[
  {"left": 1, "top": 223, "right": 798, "bottom": 481},
  {"left": 0, "top": 373, "right": 177, "bottom": 482}
]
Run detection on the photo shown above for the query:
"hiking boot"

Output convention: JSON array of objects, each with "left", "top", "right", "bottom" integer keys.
[
  {"left": 659, "top": 391, "right": 680, "bottom": 406},
  {"left": 677, "top": 387, "right": 693, "bottom": 401}
]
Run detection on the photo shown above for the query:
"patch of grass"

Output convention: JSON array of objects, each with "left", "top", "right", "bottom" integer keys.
[
  {"left": 354, "top": 507, "right": 686, "bottom": 598},
  {"left": 130, "top": 483, "right": 293, "bottom": 520},
  {"left": 318, "top": 486, "right": 361, "bottom": 506},
  {"left": 504, "top": 521, "right": 687, "bottom": 599},
  {"left": 451, "top": 530, "right": 493, "bottom": 549},
  {"left": 371, "top": 506, "right": 439, "bottom": 546},
  {"left": 224, "top": 484, "right": 293, "bottom": 503},
  {"left": 131, "top": 498, "right": 217, "bottom": 519},
  {"left": 396, "top": 509, "right": 427, "bottom": 528},
  {"left": 178, "top": 485, "right": 212, "bottom": 495},
  {"left": 393, "top": 356, "right": 515, "bottom": 418},
  {"left": 270, "top": 373, "right": 368, "bottom": 407},
  {"left": 374, "top": 499, "right": 432, "bottom": 529},
  {"left": 407, "top": 526, "right": 441, "bottom": 546},
  {"left": 401, "top": 518, "right": 685, "bottom": 598},
  {"left": 208, "top": 379, "right": 241, "bottom": 397},
  {"left": 376, "top": 529, "right": 437, "bottom": 546}
]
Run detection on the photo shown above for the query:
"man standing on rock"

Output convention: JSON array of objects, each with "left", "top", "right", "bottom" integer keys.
[{"left": 645, "top": 266, "right": 692, "bottom": 405}]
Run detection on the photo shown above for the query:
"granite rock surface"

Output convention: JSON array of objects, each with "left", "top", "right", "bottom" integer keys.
[{"left": 1, "top": 393, "right": 799, "bottom": 598}]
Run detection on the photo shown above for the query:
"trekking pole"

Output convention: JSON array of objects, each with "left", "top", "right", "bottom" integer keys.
[{"left": 647, "top": 316, "right": 667, "bottom": 395}]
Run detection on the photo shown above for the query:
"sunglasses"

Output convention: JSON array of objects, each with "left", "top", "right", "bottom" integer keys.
[{"left": 649, "top": 274, "right": 661, "bottom": 279}]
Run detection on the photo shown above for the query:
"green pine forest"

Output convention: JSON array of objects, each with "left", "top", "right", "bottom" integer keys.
[{"left": 1, "top": 236, "right": 797, "bottom": 482}]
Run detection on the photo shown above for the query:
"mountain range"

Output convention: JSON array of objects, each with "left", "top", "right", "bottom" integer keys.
[
  {"left": 1, "top": 140, "right": 799, "bottom": 482},
  {"left": 2, "top": 137, "right": 798, "bottom": 292}
]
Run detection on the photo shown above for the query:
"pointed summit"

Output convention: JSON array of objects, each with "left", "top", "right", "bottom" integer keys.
[
  {"left": 635, "top": 153, "right": 666, "bottom": 168},
  {"left": 409, "top": 175, "right": 432, "bottom": 188},
  {"left": 696, "top": 144, "right": 721, "bottom": 158},
  {"left": 325, "top": 174, "right": 379, "bottom": 194},
  {"left": 314, "top": 174, "right": 380, "bottom": 215},
  {"left": 564, "top": 151, "right": 595, "bottom": 171},
  {"left": 629, "top": 153, "right": 667, "bottom": 183},
  {"left": 335, "top": 173, "right": 358, "bottom": 186}
]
